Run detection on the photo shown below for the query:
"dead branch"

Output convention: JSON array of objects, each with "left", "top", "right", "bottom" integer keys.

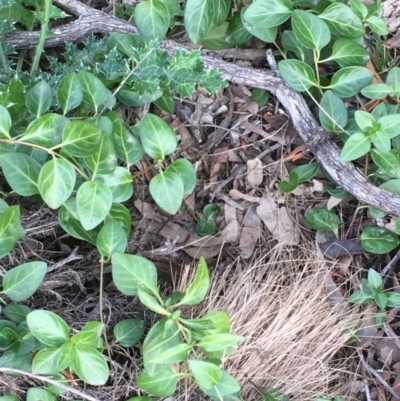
[{"left": 4, "top": 0, "right": 400, "bottom": 216}]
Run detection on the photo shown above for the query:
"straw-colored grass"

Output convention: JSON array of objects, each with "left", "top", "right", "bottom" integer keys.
[{"left": 178, "top": 243, "right": 363, "bottom": 401}]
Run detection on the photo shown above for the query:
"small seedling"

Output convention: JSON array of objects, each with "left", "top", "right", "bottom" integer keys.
[{"left": 196, "top": 203, "right": 221, "bottom": 236}]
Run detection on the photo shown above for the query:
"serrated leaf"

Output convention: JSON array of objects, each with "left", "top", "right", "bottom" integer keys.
[
  {"left": 134, "top": 0, "right": 170, "bottom": 40},
  {"left": 76, "top": 181, "right": 113, "bottom": 230},
  {"left": 0, "top": 152, "right": 41, "bottom": 196},
  {"left": 57, "top": 72, "right": 83, "bottom": 115},
  {"left": 38, "top": 158, "right": 76, "bottom": 209},
  {"left": 184, "top": 0, "right": 214, "bottom": 44}
]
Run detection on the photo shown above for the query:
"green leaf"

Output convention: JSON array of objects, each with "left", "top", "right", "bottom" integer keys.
[
  {"left": 96, "top": 219, "right": 128, "bottom": 258},
  {"left": 378, "top": 114, "right": 400, "bottom": 138},
  {"left": 27, "top": 310, "right": 70, "bottom": 347},
  {"left": 72, "top": 346, "right": 109, "bottom": 385},
  {"left": 361, "top": 83, "right": 391, "bottom": 100},
  {"left": 111, "top": 253, "right": 159, "bottom": 296},
  {"left": 189, "top": 359, "right": 222, "bottom": 388},
  {"left": 165, "top": 158, "right": 196, "bottom": 194},
  {"left": 32, "top": 347, "right": 61, "bottom": 375},
  {"left": 371, "top": 149, "right": 400, "bottom": 178},
  {"left": 95, "top": 166, "right": 133, "bottom": 203},
  {"left": 329, "top": 66, "right": 373, "bottom": 97},
  {"left": 3, "top": 261, "right": 47, "bottom": 302},
  {"left": 108, "top": 203, "right": 132, "bottom": 238},
  {"left": 176, "top": 257, "right": 209, "bottom": 306},
  {"left": 319, "top": 90, "right": 347, "bottom": 132},
  {"left": 374, "top": 292, "right": 387, "bottom": 310},
  {"left": 368, "top": 268, "right": 383, "bottom": 291},
  {"left": 329, "top": 39, "right": 370, "bottom": 68},
  {"left": 61, "top": 120, "right": 103, "bottom": 157},
  {"left": 76, "top": 181, "right": 113, "bottom": 230},
  {"left": 140, "top": 113, "right": 178, "bottom": 160},
  {"left": 196, "top": 220, "right": 217, "bottom": 236},
  {"left": 355, "top": 110, "right": 375, "bottom": 131},
  {"left": 78, "top": 70, "right": 111, "bottom": 114},
  {"left": 348, "top": 290, "right": 374, "bottom": 304},
  {"left": 242, "top": 0, "right": 292, "bottom": 31},
  {"left": 112, "top": 120, "right": 144, "bottom": 166},
  {"left": 0, "top": 152, "right": 41, "bottom": 196},
  {"left": 38, "top": 158, "right": 76, "bottom": 209},
  {"left": 339, "top": 132, "right": 371, "bottom": 162},
  {"left": 361, "top": 226, "right": 400, "bottom": 254},
  {"left": 366, "top": 16, "right": 388, "bottom": 36},
  {"left": 84, "top": 133, "right": 117, "bottom": 175},
  {"left": 184, "top": 0, "right": 213, "bottom": 43},
  {"left": 319, "top": 3, "right": 365, "bottom": 39},
  {"left": 154, "top": 92, "right": 174, "bottom": 114},
  {"left": 372, "top": 129, "right": 390, "bottom": 152},
  {"left": 212, "top": 0, "right": 231, "bottom": 26},
  {"left": 0, "top": 105, "right": 11, "bottom": 138},
  {"left": 278, "top": 59, "right": 316, "bottom": 92},
  {"left": 197, "top": 333, "right": 244, "bottom": 352},
  {"left": 2, "top": 304, "right": 30, "bottom": 324},
  {"left": 137, "top": 368, "right": 179, "bottom": 397},
  {"left": 0, "top": 206, "right": 25, "bottom": 259},
  {"left": 290, "top": 163, "right": 320, "bottom": 184},
  {"left": 22, "top": 113, "right": 68, "bottom": 147},
  {"left": 251, "top": 88, "right": 269, "bottom": 108},
  {"left": 350, "top": 0, "right": 368, "bottom": 19},
  {"left": 25, "top": 80, "right": 53, "bottom": 117},
  {"left": 226, "top": 10, "right": 252, "bottom": 46},
  {"left": 138, "top": 289, "right": 170, "bottom": 316},
  {"left": 201, "top": 22, "right": 232, "bottom": 50},
  {"left": 385, "top": 292, "right": 400, "bottom": 308},
  {"left": 26, "top": 388, "right": 57, "bottom": 401},
  {"left": 305, "top": 208, "right": 340, "bottom": 235},
  {"left": 0, "top": 395, "right": 18, "bottom": 401},
  {"left": 292, "top": 10, "right": 330, "bottom": 50},
  {"left": 386, "top": 67, "right": 400, "bottom": 86},
  {"left": 70, "top": 330, "right": 100, "bottom": 347},
  {"left": 107, "top": 33, "right": 140, "bottom": 58},
  {"left": 134, "top": 0, "right": 170, "bottom": 40},
  {"left": 114, "top": 318, "right": 144, "bottom": 347},
  {"left": 149, "top": 171, "right": 184, "bottom": 214},
  {"left": 57, "top": 72, "right": 83, "bottom": 115},
  {"left": 57, "top": 342, "right": 75, "bottom": 371},
  {"left": 147, "top": 343, "right": 192, "bottom": 364}
]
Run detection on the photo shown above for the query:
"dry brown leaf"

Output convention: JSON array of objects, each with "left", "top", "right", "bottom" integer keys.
[
  {"left": 133, "top": 200, "right": 167, "bottom": 222},
  {"left": 247, "top": 158, "right": 263, "bottom": 188},
  {"left": 256, "top": 193, "right": 299, "bottom": 244},
  {"left": 239, "top": 227, "right": 261, "bottom": 259},
  {"left": 327, "top": 196, "right": 342, "bottom": 210},
  {"left": 229, "top": 189, "right": 260, "bottom": 204}
]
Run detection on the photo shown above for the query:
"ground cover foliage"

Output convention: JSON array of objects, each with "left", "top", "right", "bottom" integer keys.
[{"left": 2, "top": 0, "right": 400, "bottom": 400}]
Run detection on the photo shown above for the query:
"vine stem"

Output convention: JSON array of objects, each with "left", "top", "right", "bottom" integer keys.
[
  {"left": 0, "top": 41, "right": 10, "bottom": 74},
  {"left": 31, "top": 0, "right": 52, "bottom": 75}
]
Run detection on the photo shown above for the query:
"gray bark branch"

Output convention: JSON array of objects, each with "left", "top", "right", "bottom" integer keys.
[{"left": 4, "top": 0, "right": 400, "bottom": 216}]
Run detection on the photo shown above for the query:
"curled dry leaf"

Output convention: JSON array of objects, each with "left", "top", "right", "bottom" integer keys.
[
  {"left": 246, "top": 158, "right": 263, "bottom": 188},
  {"left": 229, "top": 189, "right": 260, "bottom": 203}
]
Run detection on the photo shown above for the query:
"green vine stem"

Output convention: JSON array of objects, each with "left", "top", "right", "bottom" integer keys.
[{"left": 0, "top": 41, "right": 10, "bottom": 74}]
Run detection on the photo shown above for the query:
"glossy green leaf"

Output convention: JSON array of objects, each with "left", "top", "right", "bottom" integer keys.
[
  {"left": 329, "top": 38, "right": 370, "bottom": 68},
  {"left": 38, "top": 158, "right": 76, "bottom": 209},
  {"left": 154, "top": 92, "right": 174, "bottom": 114},
  {"left": 226, "top": 10, "right": 252, "bottom": 46},
  {"left": 111, "top": 253, "right": 159, "bottom": 296},
  {"left": 78, "top": 70, "right": 111, "bottom": 113},
  {"left": 197, "top": 333, "right": 244, "bottom": 352},
  {"left": 149, "top": 171, "right": 184, "bottom": 214},
  {"left": 0, "top": 395, "right": 18, "bottom": 401},
  {"left": 147, "top": 343, "right": 192, "bottom": 364},
  {"left": 76, "top": 181, "right": 113, "bottom": 230},
  {"left": 95, "top": 167, "right": 133, "bottom": 203},
  {"left": 361, "top": 83, "right": 390, "bottom": 100},
  {"left": 196, "top": 220, "right": 217, "bottom": 236},
  {"left": 137, "top": 368, "right": 179, "bottom": 397},
  {"left": 319, "top": 90, "right": 347, "bottom": 132},
  {"left": 0, "top": 105, "right": 11, "bottom": 138},
  {"left": 27, "top": 310, "right": 70, "bottom": 347},
  {"left": 375, "top": 292, "right": 387, "bottom": 310},
  {"left": 372, "top": 129, "right": 390, "bottom": 152},
  {"left": 305, "top": 208, "right": 340, "bottom": 235},
  {"left": 379, "top": 114, "right": 400, "bottom": 138},
  {"left": 201, "top": 22, "right": 232, "bottom": 50},
  {"left": 165, "top": 158, "right": 196, "bottom": 194},
  {"left": 140, "top": 113, "right": 177, "bottom": 160},
  {"left": 72, "top": 346, "right": 109, "bottom": 385},
  {"left": 22, "top": 113, "right": 68, "bottom": 147},
  {"left": 361, "top": 226, "right": 400, "bottom": 254},
  {"left": 386, "top": 67, "right": 400, "bottom": 86},
  {"left": 57, "top": 72, "right": 83, "bottom": 115},
  {"left": 96, "top": 219, "right": 128, "bottom": 258},
  {"left": 107, "top": 33, "right": 140, "bottom": 58},
  {"left": 348, "top": 289, "right": 374, "bottom": 304},
  {"left": 339, "top": 133, "right": 371, "bottom": 162},
  {"left": 291, "top": 163, "right": 320, "bottom": 184},
  {"left": 350, "top": 0, "right": 368, "bottom": 19},
  {"left": 108, "top": 203, "right": 132, "bottom": 238},
  {"left": 114, "top": 318, "right": 144, "bottom": 347},
  {"left": 329, "top": 67, "right": 373, "bottom": 97},
  {"left": 212, "top": 0, "right": 230, "bottom": 26},
  {"left": 58, "top": 203, "right": 99, "bottom": 245},
  {"left": 25, "top": 80, "right": 53, "bottom": 117},
  {"left": 184, "top": 0, "right": 213, "bottom": 43},
  {"left": 112, "top": 120, "right": 144, "bottom": 166},
  {"left": 292, "top": 10, "right": 330, "bottom": 51},
  {"left": 355, "top": 110, "right": 375, "bottom": 131},
  {"left": 0, "top": 152, "right": 41, "bottom": 196},
  {"left": 281, "top": 30, "right": 313, "bottom": 63},
  {"left": 0, "top": 206, "right": 25, "bottom": 259},
  {"left": 32, "top": 347, "right": 61, "bottom": 375},
  {"left": 138, "top": 289, "right": 170, "bottom": 316},
  {"left": 366, "top": 16, "right": 389, "bottom": 36},
  {"left": 319, "top": 3, "right": 365, "bottom": 38},
  {"left": 134, "top": 0, "right": 170, "bottom": 40},
  {"left": 251, "top": 88, "right": 269, "bottom": 108},
  {"left": 2, "top": 304, "right": 30, "bottom": 324},
  {"left": 26, "top": 388, "right": 57, "bottom": 401},
  {"left": 385, "top": 292, "right": 400, "bottom": 308},
  {"left": 70, "top": 330, "right": 100, "bottom": 347},
  {"left": 371, "top": 149, "right": 400, "bottom": 178},
  {"left": 84, "top": 133, "right": 117, "bottom": 175},
  {"left": 368, "top": 268, "right": 383, "bottom": 291},
  {"left": 61, "top": 120, "right": 102, "bottom": 157},
  {"left": 3, "top": 261, "right": 47, "bottom": 302},
  {"left": 57, "top": 342, "right": 75, "bottom": 371},
  {"left": 278, "top": 59, "right": 316, "bottom": 92}
]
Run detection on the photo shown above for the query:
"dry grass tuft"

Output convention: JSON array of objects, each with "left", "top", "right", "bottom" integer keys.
[{"left": 178, "top": 243, "right": 362, "bottom": 401}]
